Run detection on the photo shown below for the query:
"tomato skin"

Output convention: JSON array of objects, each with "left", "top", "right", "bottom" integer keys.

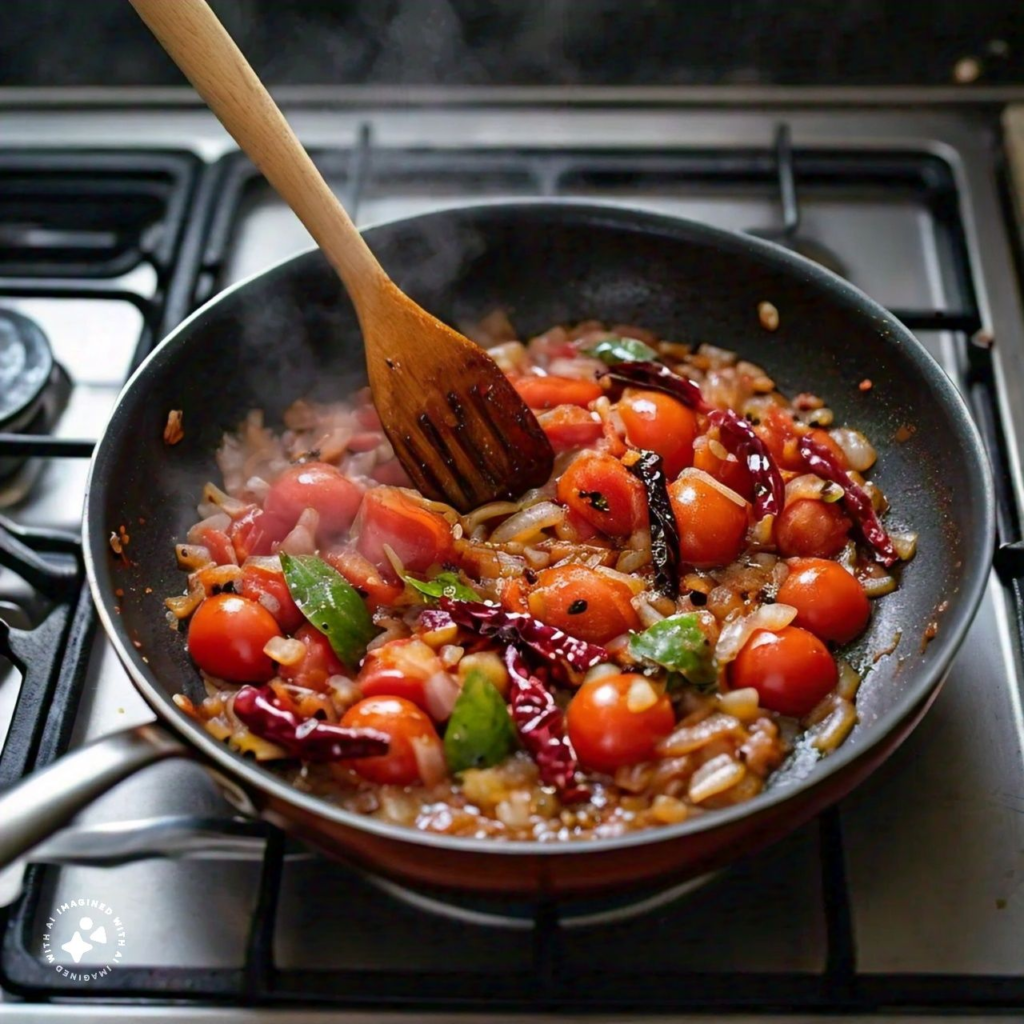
[
  {"left": 537, "top": 405, "right": 604, "bottom": 452},
  {"left": 263, "top": 462, "right": 364, "bottom": 540},
  {"left": 229, "top": 506, "right": 293, "bottom": 562},
  {"left": 668, "top": 469, "right": 750, "bottom": 567},
  {"left": 187, "top": 593, "right": 281, "bottom": 682},
  {"left": 729, "top": 626, "right": 838, "bottom": 717},
  {"left": 619, "top": 389, "right": 698, "bottom": 478},
  {"left": 693, "top": 438, "right": 754, "bottom": 500},
  {"left": 325, "top": 546, "right": 406, "bottom": 610},
  {"left": 557, "top": 452, "right": 647, "bottom": 536},
  {"left": 355, "top": 487, "right": 454, "bottom": 577},
  {"left": 511, "top": 375, "right": 603, "bottom": 409},
  {"left": 340, "top": 696, "right": 444, "bottom": 785},
  {"left": 201, "top": 528, "right": 237, "bottom": 567},
  {"left": 278, "top": 624, "right": 345, "bottom": 690},
  {"left": 567, "top": 674, "right": 675, "bottom": 773},
  {"left": 777, "top": 558, "right": 871, "bottom": 644},
  {"left": 356, "top": 638, "right": 446, "bottom": 714},
  {"left": 527, "top": 564, "right": 641, "bottom": 645},
  {"left": 500, "top": 576, "right": 531, "bottom": 614},
  {"left": 240, "top": 564, "right": 304, "bottom": 632},
  {"left": 775, "top": 499, "right": 851, "bottom": 558}
]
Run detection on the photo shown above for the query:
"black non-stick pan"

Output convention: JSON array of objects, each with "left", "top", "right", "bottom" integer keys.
[{"left": 0, "top": 203, "right": 995, "bottom": 896}]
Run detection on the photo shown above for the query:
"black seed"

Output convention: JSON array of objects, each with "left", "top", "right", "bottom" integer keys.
[
  {"left": 690, "top": 590, "right": 708, "bottom": 606},
  {"left": 524, "top": 568, "right": 538, "bottom": 585},
  {"left": 568, "top": 599, "right": 588, "bottom": 614},
  {"left": 211, "top": 584, "right": 221, "bottom": 595}
]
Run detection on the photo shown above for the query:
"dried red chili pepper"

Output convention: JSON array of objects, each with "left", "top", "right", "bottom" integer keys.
[
  {"left": 503, "top": 646, "right": 587, "bottom": 801},
  {"left": 232, "top": 685, "right": 389, "bottom": 762},
  {"left": 797, "top": 433, "right": 898, "bottom": 566},
  {"left": 706, "top": 408, "right": 785, "bottom": 518},
  {"left": 600, "top": 361, "right": 783, "bottom": 519},
  {"left": 625, "top": 450, "right": 680, "bottom": 597},
  {"left": 422, "top": 598, "right": 610, "bottom": 671}
]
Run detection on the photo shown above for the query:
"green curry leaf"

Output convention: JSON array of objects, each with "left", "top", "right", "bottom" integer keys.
[
  {"left": 402, "top": 570, "right": 481, "bottom": 603},
  {"left": 443, "top": 671, "right": 516, "bottom": 773},
  {"left": 584, "top": 335, "right": 660, "bottom": 365},
  {"left": 629, "top": 612, "right": 718, "bottom": 692}
]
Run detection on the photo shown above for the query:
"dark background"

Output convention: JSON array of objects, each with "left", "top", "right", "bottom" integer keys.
[{"left": 2, "top": 0, "right": 1023, "bottom": 89}]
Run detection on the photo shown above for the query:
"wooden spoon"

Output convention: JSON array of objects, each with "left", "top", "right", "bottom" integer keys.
[{"left": 129, "top": 0, "right": 553, "bottom": 512}]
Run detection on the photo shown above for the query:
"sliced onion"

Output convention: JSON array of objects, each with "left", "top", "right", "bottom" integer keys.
[
  {"left": 176, "top": 543, "right": 213, "bottom": 571},
  {"left": 165, "top": 580, "right": 204, "bottom": 619},
  {"left": 279, "top": 507, "right": 319, "bottom": 555},
  {"left": 547, "top": 355, "right": 606, "bottom": 380},
  {"left": 263, "top": 636, "right": 306, "bottom": 667},
  {"left": 677, "top": 467, "right": 747, "bottom": 508},
  {"left": 594, "top": 564, "right": 646, "bottom": 595},
  {"left": 255, "top": 591, "right": 282, "bottom": 616},
  {"left": 717, "top": 687, "right": 761, "bottom": 722},
  {"left": 658, "top": 713, "right": 742, "bottom": 756},
  {"left": 411, "top": 734, "right": 448, "bottom": 786},
  {"left": 201, "top": 481, "right": 248, "bottom": 517},
  {"left": 829, "top": 427, "right": 877, "bottom": 472},
  {"left": 187, "top": 512, "right": 232, "bottom": 546},
  {"left": 244, "top": 476, "right": 272, "bottom": 503},
  {"left": 688, "top": 753, "right": 747, "bottom": 803},
  {"left": 810, "top": 698, "right": 858, "bottom": 752},
  {"left": 634, "top": 595, "right": 667, "bottom": 628},
  {"left": 489, "top": 500, "right": 566, "bottom": 544},
  {"left": 837, "top": 659, "right": 862, "bottom": 700},
  {"left": 423, "top": 671, "right": 461, "bottom": 722},
  {"left": 785, "top": 473, "right": 827, "bottom": 504},
  {"left": 715, "top": 602, "right": 798, "bottom": 663},
  {"left": 460, "top": 501, "right": 520, "bottom": 535},
  {"left": 891, "top": 530, "right": 918, "bottom": 561},
  {"left": 862, "top": 573, "right": 897, "bottom": 597},
  {"left": 243, "top": 554, "right": 283, "bottom": 572}
]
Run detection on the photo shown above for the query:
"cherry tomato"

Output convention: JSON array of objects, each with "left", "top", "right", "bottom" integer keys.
[
  {"left": 536, "top": 405, "right": 604, "bottom": 452},
  {"left": 263, "top": 462, "right": 364, "bottom": 539},
  {"left": 619, "top": 389, "right": 698, "bottom": 478},
  {"left": 278, "top": 624, "right": 345, "bottom": 690},
  {"left": 693, "top": 437, "right": 754, "bottom": 500},
  {"left": 511, "top": 375, "right": 603, "bottom": 409},
  {"left": 775, "top": 499, "right": 851, "bottom": 558},
  {"left": 229, "top": 506, "right": 293, "bottom": 562},
  {"left": 500, "top": 576, "right": 531, "bottom": 614},
  {"left": 729, "top": 626, "right": 838, "bottom": 717},
  {"left": 567, "top": 674, "right": 675, "bottom": 773},
  {"left": 201, "top": 528, "right": 237, "bottom": 567},
  {"left": 755, "top": 409, "right": 847, "bottom": 472},
  {"left": 527, "top": 564, "right": 641, "bottom": 644},
  {"left": 668, "top": 468, "right": 750, "bottom": 567},
  {"left": 187, "top": 593, "right": 281, "bottom": 682},
  {"left": 340, "top": 696, "right": 444, "bottom": 785},
  {"left": 240, "top": 563, "right": 304, "bottom": 632},
  {"left": 557, "top": 452, "right": 647, "bottom": 536},
  {"left": 355, "top": 487, "right": 454, "bottom": 576},
  {"left": 357, "top": 638, "right": 446, "bottom": 714},
  {"left": 777, "top": 557, "right": 871, "bottom": 644},
  {"left": 325, "top": 546, "right": 406, "bottom": 610}
]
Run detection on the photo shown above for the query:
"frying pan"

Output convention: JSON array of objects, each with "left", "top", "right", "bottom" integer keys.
[{"left": 0, "top": 203, "right": 995, "bottom": 897}]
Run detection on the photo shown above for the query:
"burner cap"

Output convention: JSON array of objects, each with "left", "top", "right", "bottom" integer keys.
[{"left": 0, "top": 308, "right": 54, "bottom": 430}]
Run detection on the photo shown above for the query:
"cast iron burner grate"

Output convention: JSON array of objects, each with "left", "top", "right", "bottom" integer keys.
[{"left": 1, "top": 127, "right": 1023, "bottom": 1011}]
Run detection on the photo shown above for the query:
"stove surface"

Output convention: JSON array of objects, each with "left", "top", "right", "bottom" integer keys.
[{"left": 1, "top": 100, "right": 1024, "bottom": 1019}]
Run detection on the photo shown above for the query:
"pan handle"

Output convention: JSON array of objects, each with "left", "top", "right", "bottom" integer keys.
[{"left": 0, "top": 724, "right": 189, "bottom": 871}]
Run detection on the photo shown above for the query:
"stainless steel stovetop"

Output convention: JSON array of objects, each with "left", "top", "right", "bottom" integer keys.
[{"left": 2, "top": 94, "right": 1024, "bottom": 1021}]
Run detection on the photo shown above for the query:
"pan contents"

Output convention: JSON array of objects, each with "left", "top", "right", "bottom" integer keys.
[{"left": 167, "top": 318, "right": 914, "bottom": 840}]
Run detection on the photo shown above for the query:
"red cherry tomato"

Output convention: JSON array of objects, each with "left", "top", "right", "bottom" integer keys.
[
  {"left": 229, "top": 506, "right": 294, "bottom": 562},
  {"left": 201, "top": 528, "right": 237, "bottom": 567},
  {"left": 278, "top": 624, "right": 345, "bottom": 691},
  {"left": 536, "top": 405, "right": 604, "bottom": 452},
  {"left": 240, "top": 563, "right": 304, "bottom": 632},
  {"left": 755, "top": 409, "right": 847, "bottom": 473},
  {"left": 263, "top": 462, "right": 364, "bottom": 539},
  {"left": 668, "top": 469, "right": 750, "bottom": 567},
  {"left": 567, "top": 673, "right": 675, "bottom": 773},
  {"left": 356, "top": 638, "right": 446, "bottom": 714},
  {"left": 557, "top": 452, "right": 647, "bottom": 536},
  {"left": 527, "top": 564, "right": 641, "bottom": 645},
  {"left": 776, "top": 557, "right": 871, "bottom": 644},
  {"left": 619, "top": 389, "right": 698, "bottom": 478},
  {"left": 355, "top": 487, "right": 454, "bottom": 577},
  {"left": 325, "top": 546, "right": 406, "bottom": 610},
  {"left": 729, "top": 626, "right": 838, "bottom": 717},
  {"left": 775, "top": 499, "right": 851, "bottom": 558},
  {"left": 692, "top": 437, "right": 754, "bottom": 500},
  {"left": 511, "top": 375, "right": 604, "bottom": 409},
  {"left": 187, "top": 593, "right": 281, "bottom": 682},
  {"left": 340, "top": 696, "right": 444, "bottom": 785}
]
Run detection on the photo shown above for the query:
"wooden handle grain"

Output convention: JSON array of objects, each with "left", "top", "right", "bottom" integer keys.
[{"left": 129, "top": 0, "right": 386, "bottom": 303}]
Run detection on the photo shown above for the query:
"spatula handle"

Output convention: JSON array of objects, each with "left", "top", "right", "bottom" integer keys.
[{"left": 129, "top": 0, "right": 387, "bottom": 305}]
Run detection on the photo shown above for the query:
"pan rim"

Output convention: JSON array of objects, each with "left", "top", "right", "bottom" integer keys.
[{"left": 83, "top": 198, "right": 996, "bottom": 857}]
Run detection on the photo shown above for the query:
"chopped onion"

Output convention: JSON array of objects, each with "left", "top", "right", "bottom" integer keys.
[
  {"left": 715, "top": 603, "right": 798, "bottom": 663},
  {"left": 412, "top": 734, "right": 448, "bottom": 786},
  {"left": 279, "top": 507, "right": 318, "bottom": 555},
  {"left": 423, "top": 671, "right": 461, "bottom": 722},
  {"left": 658, "top": 713, "right": 742, "bottom": 756},
  {"left": 201, "top": 481, "right": 248, "bottom": 517},
  {"left": 584, "top": 662, "right": 620, "bottom": 683},
  {"left": 547, "top": 355, "right": 606, "bottom": 380},
  {"left": 263, "top": 636, "right": 306, "bottom": 666},
  {"left": 688, "top": 754, "right": 747, "bottom": 803},
  {"left": 626, "top": 678, "right": 660, "bottom": 713},
  {"left": 810, "top": 698, "right": 858, "bottom": 753},
  {"left": 461, "top": 501, "right": 520, "bottom": 536},
  {"left": 837, "top": 659, "right": 862, "bottom": 700},
  {"left": 862, "top": 573, "right": 897, "bottom": 597},
  {"left": 255, "top": 591, "right": 281, "bottom": 616},
  {"left": 489, "top": 500, "right": 566, "bottom": 545},
  {"left": 243, "top": 554, "right": 283, "bottom": 572},
  {"left": 785, "top": 473, "right": 827, "bottom": 504},
  {"left": 677, "top": 467, "right": 747, "bottom": 508},
  {"left": 634, "top": 595, "right": 667, "bottom": 628},
  {"left": 165, "top": 580, "right": 204, "bottom": 619},
  {"left": 487, "top": 341, "right": 530, "bottom": 374},
  {"left": 594, "top": 564, "right": 646, "bottom": 595},
  {"left": 830, "top": 427, "right": 877, "bottom": 472},
  {"left": 717, "top": 687, "right": 761, "bottom": 722},
  {"left": 187, "top": 512, "right": 232, "bottom": 546},
  {"left": 891, "top": 530, "right": 918, "bottom": 561},
  {"left": 176, "top": 543, "right": 213, "bottom": 571}
]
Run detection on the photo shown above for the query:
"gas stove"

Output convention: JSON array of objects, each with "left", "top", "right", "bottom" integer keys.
[{"left": 2, "top": 94, "right": 1024, "bottom": 1020}]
